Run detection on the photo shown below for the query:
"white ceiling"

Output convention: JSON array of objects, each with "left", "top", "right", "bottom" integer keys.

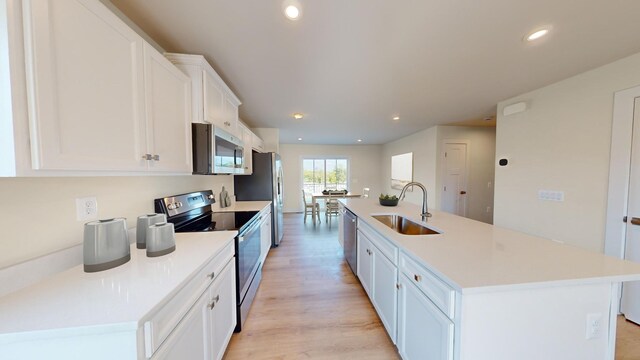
[{"left": 109, "top": 0, "right": 640, "bottom": 145}]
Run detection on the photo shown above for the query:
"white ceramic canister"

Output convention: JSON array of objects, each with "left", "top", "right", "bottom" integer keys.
[
  {"left": 136, "top": 213, "right": 167, "bottom": 249},
  {"left": 83, "top": 218, "right": 130, "bottom": 273}
]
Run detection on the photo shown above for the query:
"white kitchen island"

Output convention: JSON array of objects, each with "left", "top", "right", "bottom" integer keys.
[{"left": 340, "top": 198, "right": 640, "bottom": 360}]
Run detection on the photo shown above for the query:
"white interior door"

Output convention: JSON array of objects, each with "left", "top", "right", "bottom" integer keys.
[
  {"left": 441, "top": 142, "right": 468, "bottom": 216},
  {"left": 622, "top": 97, "right": 640, "bottom": 324}
]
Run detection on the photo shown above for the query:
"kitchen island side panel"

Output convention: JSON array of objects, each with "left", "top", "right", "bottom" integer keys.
[{"left": 459, "top": 282, "right": 614, "bottom": 360}]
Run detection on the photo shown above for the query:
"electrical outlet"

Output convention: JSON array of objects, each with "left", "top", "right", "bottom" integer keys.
[
  {"left": 586, "top": 313, "right": 603, "bottom": 340},
  {"left": 76, "top": 197, "right": 98, "bottom": 221}
]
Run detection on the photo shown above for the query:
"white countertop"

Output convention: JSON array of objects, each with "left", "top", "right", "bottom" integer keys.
[
  {"left": 213, "top": 201, "right": 271, "bottom": 213},
  {"left": 341, "top": 198, "right": 640, "bottom": 294},
  {"left": 0, "top": 231, "right": 236, "bottom": 338}
]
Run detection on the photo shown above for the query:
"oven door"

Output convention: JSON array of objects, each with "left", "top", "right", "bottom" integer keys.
[{"left": 236, "top": 215, "right": 262, "bottom": 302}]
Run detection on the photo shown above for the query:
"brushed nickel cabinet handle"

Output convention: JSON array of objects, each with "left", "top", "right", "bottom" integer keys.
[
  {"left": 142, "top": 154, "right": 152, "bottom": 160},
  {"left": 207, "top": 271, "right": 215, "bottom": 279},
  {"left": 396, "top": 283, "right": 401, "bottom": 289},
  {"left": 414, "top": 274, "right": 422, "bottom": 282},
  {"left": 153, "top": 154, "right": 160, "bottom": 161},
  {"left": 209, "top": 301, "right": 215, "bottom": 310}
]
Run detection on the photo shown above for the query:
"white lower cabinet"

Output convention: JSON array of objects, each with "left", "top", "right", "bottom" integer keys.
[
  {"left": 357, "top": 232, "right": 373, "bottom": 297},
  {"left": 260, "top": 209, "right": 272, "bottom": 262},
  {"left": 357, "top": 229, "right": 397, "bottom": 343},
  {"left": 355, "top": 220, "right": 457, "bottom": 359},
  {"left": 207, "top": 257, "right": 237, "bottom": 360},
  {"left": 397, "top": 274, "right": 454, "bottom": 360},
  {"left": 151, "top": 289, "right": 208, "bottom": 360},
  {"left": 152, "top": 257, "right": 236, "bottom": 360}
]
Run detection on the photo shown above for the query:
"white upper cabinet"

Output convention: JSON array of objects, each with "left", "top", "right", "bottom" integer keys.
[
  {"left": 143, "top": 43, "right": 192, "bottom": 173},
  {"left": 22, "top": 0, "right": 146, "bottom": 172},
  {"left": 252, "top": 132, "right": 265, "bottom": 153},
  {"left": 166, "top": 53, "right": 241, "bottom": 137},
  {"left": 1, "top": 0, "right": 192, "bottom": 176},
  {"left": 237, "top": 121, "right": 253, "bottom": 175}
]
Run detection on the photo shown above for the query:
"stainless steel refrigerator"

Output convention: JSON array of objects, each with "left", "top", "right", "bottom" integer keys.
[{"left": 234, "top": 152, "right": 284, "bottom": 246}]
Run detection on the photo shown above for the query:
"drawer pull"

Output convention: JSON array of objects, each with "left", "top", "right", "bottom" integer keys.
[
  {"left": 207, "top": 271, "right": 215, "bottom": 280},
  {"left": 414, "top": 274, "right": 422, "bottom": 282},
  {"left": 396, "top": 283, "right": 401, "bottom": 289},
  {"left": 208, "top": 294, "right": 220, "bottom": 310}
]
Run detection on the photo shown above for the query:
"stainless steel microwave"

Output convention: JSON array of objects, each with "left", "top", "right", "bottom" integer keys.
[{"left": 192, "top": 123, "right": 245, "bottom": 174}]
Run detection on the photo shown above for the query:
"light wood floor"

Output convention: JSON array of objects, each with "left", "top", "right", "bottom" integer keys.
[
  {"left": 223, "top": 214, "right": 400, "bottom": 359},
  {"left": 223, "top": 213, "right": 640, "bottom": 359},
  {"left": 617, "top": 316, "right": 640, "bottom": 359}
]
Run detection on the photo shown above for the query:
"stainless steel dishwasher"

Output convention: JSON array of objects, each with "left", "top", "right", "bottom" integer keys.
[{"left": 343, "top": 208, "right": 357, "bottom": 275}]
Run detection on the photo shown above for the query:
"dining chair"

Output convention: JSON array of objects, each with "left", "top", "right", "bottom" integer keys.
[
  {"left": 302, "top": 190, "right": 321, "bottom": 223},
  {"left": 325, "top": 193, "right": 340, "bottom": 226},
  {"left": 362, "top": 187, "right": 370, "bottom": 198}
]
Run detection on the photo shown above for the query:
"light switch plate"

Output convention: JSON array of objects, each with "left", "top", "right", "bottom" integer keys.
[{"left": 538, "top": 190, "right": 564, "bottom": 202}]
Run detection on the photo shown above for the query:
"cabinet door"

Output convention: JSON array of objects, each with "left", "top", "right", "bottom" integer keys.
[
  {"left": 260, "top": 214, "right": 272, "bottom": 261},
  {"left": 222, "top": 97, "right": 238, "bottom": 136},
  {"left": 357, "top": 232, "right": 373, "bottom": 297},
  {"left": 151, "top": 289, "right": 209, "bottom": 360},
  {"left": 203, "top": 70, "right": 225, "bottom": 128},
  {"left": 209, "top": 259, "right": 237, "bottom": 360},
  {"left": 397, "top": 276, "right": 454, "bottom": 360},
  {"left": 240, "top": 125, "right": 253, "bottom": 174},
  {"left": 372, "top": 249, "right": 398, "bottom": 344},
  {"left": 23, "top": 0, "right": 146, "bottom": 171},
  {"left": 338, "top": 205, "right": 345, "bottom": 248},
  {"left": 143, "top": 43, "right": 192, "bottom": 173}
]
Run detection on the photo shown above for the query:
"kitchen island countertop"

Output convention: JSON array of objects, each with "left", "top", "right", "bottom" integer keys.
[{"left": 341, "top": 198, "right": 640, "bottom": 293}]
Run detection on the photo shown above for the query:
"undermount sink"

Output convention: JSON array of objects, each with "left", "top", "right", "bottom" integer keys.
[{"left": 371, "top": 214, "right": 440, "bottom": 235}]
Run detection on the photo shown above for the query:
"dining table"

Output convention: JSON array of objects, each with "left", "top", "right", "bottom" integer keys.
[{"left": 311, "top": 192, "right": 362, "bottom": 225}]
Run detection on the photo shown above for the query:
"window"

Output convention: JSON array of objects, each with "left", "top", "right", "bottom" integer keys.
[{"left": 303, "top": 158, "right": 348, "bottom": 194}]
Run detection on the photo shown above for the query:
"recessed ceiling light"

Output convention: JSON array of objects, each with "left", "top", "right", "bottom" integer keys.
[
  {"left": 284, "top": 5, "right": 300, "bottom": 20},
  {"left": 393, "top": 116, "right": 400, "bottom": 121},
  {"left": 525, "top": 27, "right": 551, "bottom": 42},
  {"left": 293, "top": 113, "right": 303, "bottom": 120},
  {"left": 282, "top": 0, "right": 302, "bottom": 20},
  {"left": 297, "top": 137, "right": 303, "bottom": 141},
  {"left": 357, "top": 139, "right": 362, "bottom": 142}
]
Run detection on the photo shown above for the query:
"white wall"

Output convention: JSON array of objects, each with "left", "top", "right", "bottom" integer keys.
[
  {"left": 437, "top": 126, "right": 496, "bottom": 224},
  {"left": 382, "top": 127, "right": 439, "bottom": 208},
  {"left": 381, "top": 125, "right": 496, "bottom": 224},
  {"left": 494, "top": 51, "right": 640, "bottom": 252},
  {"left": 279, "top": 143, "right": 383, "bottom": 212},
  {"left": 0, "top": 175, "right": 233, "bottom": 269}
]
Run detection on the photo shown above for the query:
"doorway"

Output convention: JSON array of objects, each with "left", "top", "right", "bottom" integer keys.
[
  {"left": 605, "top": 85, "right": 640, "bottom": 324},
  {"left": 441, "top": 140, "right": 469, "bottom": 217}
]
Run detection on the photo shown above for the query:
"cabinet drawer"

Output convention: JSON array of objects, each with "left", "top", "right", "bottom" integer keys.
[
  {"left": 400, "top": 252, "right": 455, "bottom": 319},
  {"left": 358, "top": 221, "right": 398, "bottom": 265},
  {"left": 144, "top": 241, "right": 234, "bottom": 358}
]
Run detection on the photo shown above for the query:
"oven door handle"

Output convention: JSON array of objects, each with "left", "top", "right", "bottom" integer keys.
[{"left": 238, "top": 216, "right": 262, "bottom": 242}]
